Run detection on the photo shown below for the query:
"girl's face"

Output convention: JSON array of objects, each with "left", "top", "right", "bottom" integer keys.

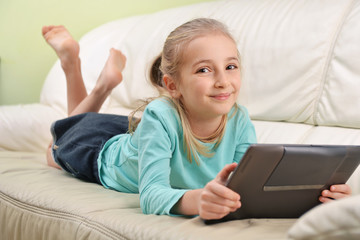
[{"left": 173, "top": 33, "right": 241, "bottom": 122}]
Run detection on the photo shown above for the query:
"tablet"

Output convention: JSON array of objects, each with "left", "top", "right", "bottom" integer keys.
[{"left": 205, "top": 144, "right": 360, "bottom": 224}]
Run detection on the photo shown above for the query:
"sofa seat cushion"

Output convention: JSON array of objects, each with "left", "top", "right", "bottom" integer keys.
[{"left": 0, "top": 151, "right": 296, "bottom": 240}]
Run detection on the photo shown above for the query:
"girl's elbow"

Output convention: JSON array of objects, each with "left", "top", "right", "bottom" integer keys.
[{"left": 139, "top": 196, "right": 150, "bottom": 214}]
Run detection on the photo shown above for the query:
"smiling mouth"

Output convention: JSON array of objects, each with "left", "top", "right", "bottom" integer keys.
[{"left": 211, "top": 93, "right": 231, "bottom": 101}]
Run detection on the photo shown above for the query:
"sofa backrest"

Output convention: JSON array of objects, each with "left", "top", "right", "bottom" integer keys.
[{"left": 40, "top": 0, "right": 360, "bottom": 129}]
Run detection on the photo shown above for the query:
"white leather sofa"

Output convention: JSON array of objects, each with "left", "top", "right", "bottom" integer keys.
[{"left": 1, "top": 0, "right": 360, "bottom": 239}]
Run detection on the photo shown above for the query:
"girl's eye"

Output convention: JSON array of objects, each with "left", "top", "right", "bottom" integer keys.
[
  {"left": 196, "top": 68, "right": 210, "bottom": 73},
  {"left": 226, "top": 64, "right": 238, "bottom": 70}
]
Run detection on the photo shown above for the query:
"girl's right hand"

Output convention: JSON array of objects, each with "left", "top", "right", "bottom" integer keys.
[{"left": 199, "top": 163, "right": 241, "bottom": 220}]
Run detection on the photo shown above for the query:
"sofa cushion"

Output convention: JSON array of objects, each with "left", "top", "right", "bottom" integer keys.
[
  {"left": 39, "top": 0, "right": 360, "bottom": 129},
  {"left": 0, "top": 151, "right": 296, "bottom": 240},
  {"left": 288, "top": 195, "right": 360, "bottom": 239}
]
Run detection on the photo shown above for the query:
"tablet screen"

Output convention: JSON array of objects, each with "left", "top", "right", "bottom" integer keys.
[{"left": 264, "top": 146, "right": 346, "bottom": 191}]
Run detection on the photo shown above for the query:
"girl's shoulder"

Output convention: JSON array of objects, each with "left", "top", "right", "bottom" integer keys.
[
  {"left": 142, "top": 97, "right": 180, "bottom": 126},
  {"left": 146, "top": 97, "right": 175, "bottom": 112}
]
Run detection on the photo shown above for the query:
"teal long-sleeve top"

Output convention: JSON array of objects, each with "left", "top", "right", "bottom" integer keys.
[{"left": 97, "top": 98, "right": 257, "bottom": 215}]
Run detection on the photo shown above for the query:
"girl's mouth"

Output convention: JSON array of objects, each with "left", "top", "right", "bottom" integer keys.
[{"left": 211, "top": 93, "right": 231, "bottom": 101}]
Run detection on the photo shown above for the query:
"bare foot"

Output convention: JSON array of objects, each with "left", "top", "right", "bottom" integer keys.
[
  {"left": 95, "top": 48, "right": 127, "bottom": 93},
  {"left": 46, "top": 142, "right": 61, "bottom": 170},
  {"left": 42, "top": 25, "right": 80, "bottom": 69}
]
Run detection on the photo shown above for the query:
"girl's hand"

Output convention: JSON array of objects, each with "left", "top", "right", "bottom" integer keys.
[
  {"left": 199, "top": 163, "right": 241, "bottom": 220},
  {"left": 319, "top": 184, "right": 352, "bottom": 203}
]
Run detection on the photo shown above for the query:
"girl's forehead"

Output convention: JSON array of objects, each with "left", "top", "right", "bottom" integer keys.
[
  {"left": 190, "top": 32, "right": 235, "bottom": 46},
  {"left": 182, "top": 34, "right": 238, "bottom": 61}
]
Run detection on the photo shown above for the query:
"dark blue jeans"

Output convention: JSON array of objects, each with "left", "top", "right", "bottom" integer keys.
[{"left": 50, "top": 112, "right": 129, "bottom": 184}]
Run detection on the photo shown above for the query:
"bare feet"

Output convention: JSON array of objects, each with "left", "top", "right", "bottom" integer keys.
[
  {"left": 46, "top": 142, "right": 61, "bottom": 170},
  {"left": 95, "top": 48, "right": 127, "bottom": 94},
  {"left": 42, "top": 25, "right": 80, "bottom": 70},
  {"left": 67, "top": 48, "right": 127, "bottom": 116}
]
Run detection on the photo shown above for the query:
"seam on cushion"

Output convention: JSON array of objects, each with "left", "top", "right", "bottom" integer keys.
[
  {"left": 296, "top": 125, "right": 315, "bottom": 144},
  {"left": 312, "top": 0, "right": 356, "bottom": 126},
  {"left": 0, "top": 190, "right": 129, "bottom": 240}
]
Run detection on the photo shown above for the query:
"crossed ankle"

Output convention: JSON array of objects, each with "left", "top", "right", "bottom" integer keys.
[
  {"left": 92, "top": 84, "right": 113, "bottom": 98},
  {"left": 61, "top": 57, "right": 81, "bottom": 72}
]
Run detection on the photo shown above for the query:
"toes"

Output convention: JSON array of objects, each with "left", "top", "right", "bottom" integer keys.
[
  {"left": 42, "top": 25, "right": 65, "bottom": 38},
  {"left": 108, "top": 48, "right": 126, "bottom": 70},
  {"left": 42, "top": 26, "right": 52, "bottom": 37}
]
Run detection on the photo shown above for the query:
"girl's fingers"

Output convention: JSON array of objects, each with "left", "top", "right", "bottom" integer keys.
[
  {"left": 200, "top": 163, "right": 241, "bottom": 220},
  {"left": 200, "top": 181, "right": 241, "bottom": 218},
  {"left": 216, "top": 163, "right": 237, "bottom": 183},
  {"left": 199, "top": 195, "right": 241, "bottom": 220},
  {"left": 200, "top": 198, "right": 240, "bottom": 214},
  {"left": 330, "top": 184, "right": 352, "bottom": 195},
  {"left": 200, "top": 210, "right": 227, "bottom": 220},
  {"left": 319, "top": 196, "right": 333, "bottom": 203},
  {"left": 321, "top": 189, "right": 349, "bottom": 200},
  {"left": 201, "top": 189, "right": 240, "bottom": 210},
  {"left": 319, "top": 184, "right": 352, "bottom": 203},
  {"left": 205, "top": 180, "right": 240, "bottom": 202}
]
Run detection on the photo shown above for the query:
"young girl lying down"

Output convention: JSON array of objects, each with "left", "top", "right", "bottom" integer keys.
[{"left": 43, "top": 18, "right": 352, "bottom": 220}]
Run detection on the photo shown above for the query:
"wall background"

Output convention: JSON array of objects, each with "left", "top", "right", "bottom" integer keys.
[{"left": 0, "top": 0, "right": 212, "bottom": 105}]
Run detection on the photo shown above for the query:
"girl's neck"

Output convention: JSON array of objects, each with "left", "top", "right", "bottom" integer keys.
[{"left": 189, "top": 114, "right": 225, "bottom": 140}]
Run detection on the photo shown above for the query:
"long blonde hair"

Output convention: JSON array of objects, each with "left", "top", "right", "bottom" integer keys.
[{"left": 129, "top": 18, "right": 240, "bottom": 164}]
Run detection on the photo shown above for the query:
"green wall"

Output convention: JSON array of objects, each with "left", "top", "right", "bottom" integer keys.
[{"left": 0, "top": 0, "right": 212, "bottom": 105}]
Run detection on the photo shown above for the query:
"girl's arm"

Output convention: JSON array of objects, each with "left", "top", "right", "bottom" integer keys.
[
  {"left": 319, "top": 184, "right": 352, "bottom": 203},
  {"left": 172, "top": 163, "right": 241, "bottom": 220}
]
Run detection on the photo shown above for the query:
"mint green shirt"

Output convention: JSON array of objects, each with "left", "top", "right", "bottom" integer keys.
[{"left": 98, "top": 98, "right": 257, "bottom": 215}]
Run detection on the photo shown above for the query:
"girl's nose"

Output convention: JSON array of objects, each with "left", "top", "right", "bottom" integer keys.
[{"left": 214, "top": 71, "right": 230, "bottom": 88}]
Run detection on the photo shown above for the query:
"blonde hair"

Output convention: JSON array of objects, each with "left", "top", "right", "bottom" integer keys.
[{"left": 130, "top": 18, "right": 240, "bottom": 164}]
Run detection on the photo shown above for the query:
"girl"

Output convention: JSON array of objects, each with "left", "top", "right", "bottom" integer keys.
[{"left": 43, "top": 18, "right": 351, "bottom": 220}]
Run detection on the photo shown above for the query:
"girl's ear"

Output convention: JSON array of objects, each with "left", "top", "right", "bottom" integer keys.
[{"left": 163, "top": 74, "right": 181, "bottom": 98}]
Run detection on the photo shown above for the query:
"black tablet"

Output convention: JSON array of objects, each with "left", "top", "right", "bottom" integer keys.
[{"left": 205, "top": 144, "right": 360, "bottom": 224}]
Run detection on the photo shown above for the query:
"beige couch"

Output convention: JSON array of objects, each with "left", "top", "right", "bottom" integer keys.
[{"left": 1, "top": 0, "right": 360, "bottom": 239}]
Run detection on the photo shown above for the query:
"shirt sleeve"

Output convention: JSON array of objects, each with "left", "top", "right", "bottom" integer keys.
[{"left": 137, "top": 105, "right": 188, "bottom": 215}]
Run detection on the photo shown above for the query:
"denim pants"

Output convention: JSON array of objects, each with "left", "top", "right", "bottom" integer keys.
[{"left": 51, "top": 112, "right": 129, "bottom": 184}]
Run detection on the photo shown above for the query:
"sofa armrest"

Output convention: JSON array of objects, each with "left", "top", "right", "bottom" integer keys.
[{"left": 0, "top": 104, "right": 65, "bottom": 152}]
